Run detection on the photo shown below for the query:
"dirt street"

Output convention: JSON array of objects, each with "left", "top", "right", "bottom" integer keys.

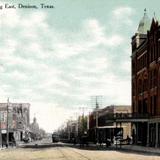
[{"left": 0, "top": 146, "right": 159, "bottom": 160}]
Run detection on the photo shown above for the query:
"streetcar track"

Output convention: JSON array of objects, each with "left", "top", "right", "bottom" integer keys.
[
  {"left": 56, "top": 147, "right": 70, "bottom": 160},
  {"left": 68, "top": 147, "right": 92, "bottom": 160},
  {"left": 60, "top": 147, "right": 92, "bottom": 160}
]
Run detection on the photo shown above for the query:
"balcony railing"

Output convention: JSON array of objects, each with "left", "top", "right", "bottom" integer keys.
[
  {"left": 99, "top": 113, "right": 151, "bottom": 121},
  {"left": 90, "top": 113, "right": 160, "bottom": 128},
  {"left": 115, "top": 113, "right": 150, "bottom": 119}
]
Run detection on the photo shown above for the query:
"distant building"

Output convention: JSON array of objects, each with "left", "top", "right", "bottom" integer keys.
[
  {"left": 0, "top": 102, "right": 30, "bottom": 145},
  {"left": 30, "top": 117, "right": 40, "bottom": 140},
  {"left": 131, "top": 10, "right": 160, "bottom": 147},
  {"left": 58, "top": 117, "right": 88, "bottom": 143},
  {"left": 30, "top": 117, "right": 39, "bottom": 133},
  {"left": 67, "top": 120, "right": 78, "bottom": 141}
]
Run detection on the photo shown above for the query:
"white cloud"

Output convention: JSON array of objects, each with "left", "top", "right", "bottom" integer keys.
[
  {"left": 113, "top": 6, "right": 133, "bottom": 17},
  {"left": 108, "top": 6, "right": 135, "bottom": 36},
  {"left": 84, "top": 19, "right": 107, "bottom": 44},
  {"left": 83, "top": 19, "right": 125, "bottom": 47},
  {"left": 0, "top": 6, "right": 131, "bottom": 132},
  {"left": 121, "top": 60, "right": 131, "bottom": 73},
  {"left": 50, "top": 18, "right": 125, "bottom": 60},
  {"left": 0, "top": 9, "right": 20, "bottom": 28},
  {"left": 9, "top": 70, "right": 28, "bottom": 81},
  {"left": 107, "top": 35, "right": 124, "bottom": 46}
]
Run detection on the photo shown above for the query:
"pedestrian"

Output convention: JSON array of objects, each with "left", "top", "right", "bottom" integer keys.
[
  {"left": 106, "top": 138, "right": 110, "bottom": 148},
  {"left": 126, "top": 135, "right": 131, "bottom": 144},
  {"left": 99, "top": 136, "right": 102, "bottom": 147},
  {"left": 73, "top": 137, "right": 76, "bottom": 146}
]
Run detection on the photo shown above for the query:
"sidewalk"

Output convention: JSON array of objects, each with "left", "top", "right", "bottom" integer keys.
[
  {"left": 0, "top": 145, "right": 17, "bottom": 150},
  {"left": 65, "top": 143, "right": 160, "bottom": 155},
  {"left": 114, "top": 144, "right": 160, "bottom": 155}
]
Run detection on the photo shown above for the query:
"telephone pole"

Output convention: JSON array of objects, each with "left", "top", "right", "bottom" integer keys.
[
  {"left": 0, "top": 109, "right": 2, "bottom": 148},
  {"left": 91, "top": 95, "right": 103, "bottom": 143},
  {"left": 6, "top": 98, "right": 9, "bottom": 147}
]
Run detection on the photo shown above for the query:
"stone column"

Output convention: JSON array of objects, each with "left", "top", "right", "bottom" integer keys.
[
  {"left": 0, "top": 129, "right": 2, "bottom": 148},
  {"left": 120, "top": 122, "right": 122, "bottom": 149},
  {"left": 155, "top": 122, "right": 158, "bottom": 148},
  {"left": 136, "top": 122, "right": 138, "bottom": 144},
  {"left": 116, "top": 122, "right": 118, "bottom": 149},
  {"left": 147, "top": 122, "right": 150, "bottom": 146},
  {"left": 0, "top": 112, "right": 2, "bottom": 148}
]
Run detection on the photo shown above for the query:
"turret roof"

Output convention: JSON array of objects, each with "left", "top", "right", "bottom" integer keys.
[{"left": 137, "top": 9, "right": 151, "bottom": 34}]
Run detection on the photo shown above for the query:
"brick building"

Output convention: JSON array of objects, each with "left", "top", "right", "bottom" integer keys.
[
  {"left": 131, "top": 10, "right": 160, "bottom": 147},
  {"left": 0, "top": 102, "right": 30, "bottom": 146},
  {"left": 88, "top": 105, "right": 131, "bottom": 143}
]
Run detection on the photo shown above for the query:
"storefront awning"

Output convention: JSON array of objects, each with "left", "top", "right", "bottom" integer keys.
[{"left": 97, "top": 126, "right": 116, "bottom": 129}]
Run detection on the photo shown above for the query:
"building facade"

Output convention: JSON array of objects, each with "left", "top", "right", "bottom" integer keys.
[
  {"left": 0, "top": 102, "right": 30, "bottom": 145},
  {"left": 131, "top": 10, "right": 160, "bottom": 147},
  {"left": 89, "top": 105, "right": 131, "bottom": 143}
]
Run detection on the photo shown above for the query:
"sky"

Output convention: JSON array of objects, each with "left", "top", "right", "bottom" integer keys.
[{"left": 0, "top": 0, "right": 160, "bottom": 132}]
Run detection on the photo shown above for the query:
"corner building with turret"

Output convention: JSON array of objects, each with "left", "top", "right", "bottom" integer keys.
[{"left": 131, "top": 10, "right": 160, "bottom": 147}]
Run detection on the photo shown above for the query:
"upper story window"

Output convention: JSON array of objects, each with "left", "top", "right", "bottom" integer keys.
[
  {"left": 149, "top": 43, "right": 154, "bottom": 63},
  {"left": 150, "top": 69, "right": 157, "bottom": 89},
  {"left": 132, "top": 60, "right": 135, "bottom": 75},
  {"left": 149, "top": 41, "right": 158, "bottom": 63},
  {"left": 132, "top": 81, "right": 135, "bottom": 96},
  {"left": 137, "top": 53, "right": 147, "bottom": 71},
  {"left": 143, "top": 79, "right": 148, "bottom": 92},
  {"left": 158, "top": 39, "right": 160, "bottom": 58},
  {"left": 132, "top": 43, "right": 136, "bottom": 52},
  {"left": 138, "top": 79, "right": 143, "bottom": 94}
]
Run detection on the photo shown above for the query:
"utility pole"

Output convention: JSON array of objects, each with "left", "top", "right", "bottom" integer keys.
[
  {"left": 6, "top": 98, "right": 9, "bottom": 148},
  {"left": 0, "top": 110, "right": 2, "bottom": 148},
  {"left": 95, "top": 96, "right": 99, "bottom": 128},
  {"left": 95, "top": 96, "right": 99, "bottom": 143}
]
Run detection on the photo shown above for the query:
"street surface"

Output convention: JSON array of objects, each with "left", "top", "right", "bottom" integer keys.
[{"left": 0, "top": 139, "right": 159, "bottom": 160}]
